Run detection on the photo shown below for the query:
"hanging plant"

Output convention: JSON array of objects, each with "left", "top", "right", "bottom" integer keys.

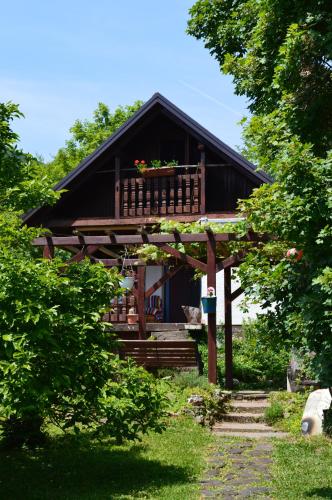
[{"left": 201, "top": 286, "right": 217, "bottom": 313}]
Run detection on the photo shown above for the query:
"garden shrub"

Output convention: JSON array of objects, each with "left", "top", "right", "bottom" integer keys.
[
  {"left": 198, "top": 318, "right": 289, "bottom": 388},
  {"left": 265, "top": 401, "right": 284, "bottom": 425},
  {"left": 0, "top": 239, "right": 166, "bottom": 447},
  {"left": 267, "top": 391, "right": 308, "bottom": 435}
]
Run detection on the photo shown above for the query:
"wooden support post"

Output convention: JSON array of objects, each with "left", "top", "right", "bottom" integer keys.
[
  {"left": 115, "top": 157, "right": 120, "bottom": 219},
  {"left": 199, "top": 144, "right": 206, "bottom": 214},
  {"left": 43, "top": 236, "right": 54, "bottom": 259},
  {"left": 224, "top": 267, "right": 233, "bottom": 389},
  {"left": 207, "top": 232, "right": 217, "bottom": 384},
  {"left": 137, "top": 266, "right": 146, "bottom": 340}
]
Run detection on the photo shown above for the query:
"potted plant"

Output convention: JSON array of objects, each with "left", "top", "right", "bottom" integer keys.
[
  {"left": 120, "top": 270, "right": 135, "bottom": 290},
  {"left": 201, "top": 287, "right": 217, "bottom": 314},
  {"left": 127, "top": 307, "right": 139, "bottom": 324},
  {"left": 134, "top": 159, "right": 178, "bottom": 178}
]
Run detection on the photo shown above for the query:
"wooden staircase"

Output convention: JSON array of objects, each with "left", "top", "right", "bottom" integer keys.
[{"left": 213, "top": 391, "right": 288, "bottom": 439}]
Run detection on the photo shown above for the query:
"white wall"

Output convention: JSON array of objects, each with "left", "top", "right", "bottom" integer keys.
[
  {"left": 201, "top": 270, "right": 264, "bottom": 325},
  {"left": 145, "top": 266, "right": 163, "bottom": 298}
]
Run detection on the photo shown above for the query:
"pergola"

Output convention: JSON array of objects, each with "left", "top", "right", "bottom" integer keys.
[{"left": 34, "top": 230, "right": 266, "bottom": 388}]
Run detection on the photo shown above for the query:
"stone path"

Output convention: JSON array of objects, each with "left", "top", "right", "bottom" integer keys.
[
  {"left": 199, "top": 391, "right": 288, "bottom": 498},
  {"left": 200, "top": 438, "right": 273, "bottom": 498}
]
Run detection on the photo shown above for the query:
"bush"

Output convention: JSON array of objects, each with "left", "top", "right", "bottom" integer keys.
[
  {"left": 198, "top": 318, "right": 290, "bottom": 388},
  {"left": 267, "top": 391, "right": 308, "bottom": 435},
  {"left": 265, "top": 401, "right": 284, "bottom": 425},
  {"left": 0, "top": 244, "right": 166, "bottom": 447}
]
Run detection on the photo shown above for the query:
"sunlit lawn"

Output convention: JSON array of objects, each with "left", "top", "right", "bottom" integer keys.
[{"left": 0, "top": 417, "right": 212, "bottom": 500}]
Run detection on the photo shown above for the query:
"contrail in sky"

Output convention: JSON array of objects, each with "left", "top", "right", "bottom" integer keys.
[{"left": 178, "top": 80, "right": 243, "bottom": 117}]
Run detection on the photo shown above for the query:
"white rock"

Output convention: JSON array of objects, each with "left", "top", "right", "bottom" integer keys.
[{"left": 301, "top": 389, "right": 332, "bottom": 436}]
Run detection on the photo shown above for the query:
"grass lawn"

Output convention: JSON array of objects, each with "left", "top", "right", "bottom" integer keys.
[
  {"left": 272, "top": 436, "right": 332, "bottom": 499},
  {"left": 0, "top": 417, "right": 212, "bottom": 500}
]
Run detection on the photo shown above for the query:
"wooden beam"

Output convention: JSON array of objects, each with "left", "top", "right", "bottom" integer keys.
[
  {"left": 114, "top": 157, "right": 121, "bottom": 219},
  {"left": 99, "top": 246, "right": 120, "bottom": 258},
  {"left": 216, "top": 253, "right": 243, "bottom": 272},
  {"left": 207, "top": 231, "right": 217, "bottom": 384},
  {"left": 231, "top": 287, "right": 243, "bottom": 302},
  {"left": 137, "top": 266, "right": 146, "bottom": 339},
  {"left": 224, "top": 267, "right": 233, "bottom": 389},
  {"left": 92, "top": 258, "right": 145, "bottom": 267},
  {"left": 66, "top": 244, "right": 100, "bottom": 264},
  {"left": 33, "top": 232, "right": 267, "bottom": 247},
  {"left": 156, "top": 244, "right": 207, "bottom": 273},
  {"left": 145, "top": 265, "right": 184, "bottom": 299}
]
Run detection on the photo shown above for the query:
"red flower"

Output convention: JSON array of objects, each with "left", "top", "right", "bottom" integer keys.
[
  {"left": 134, "top": 160, "right": 139, "bottom": 165},
  {"left": 141, "top": 160, "right": 146, "bottom": 165}
]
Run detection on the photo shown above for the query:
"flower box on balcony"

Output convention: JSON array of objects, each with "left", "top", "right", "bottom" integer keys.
[{"left": 140, "top": 166, "right": 175, "bottom": 178}]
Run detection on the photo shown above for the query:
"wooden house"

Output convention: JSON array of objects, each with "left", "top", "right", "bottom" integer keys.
[{"left": 24, "top": 93, "right": 270, "bottom": 384}]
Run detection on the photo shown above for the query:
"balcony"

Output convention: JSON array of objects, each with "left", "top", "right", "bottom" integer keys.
[{"left": 120, "top": 167, "right": 202, "bottom": 218}]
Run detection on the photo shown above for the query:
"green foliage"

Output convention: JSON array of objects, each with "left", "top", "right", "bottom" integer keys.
[
  {"left": 268, "top": 390, "right": 308, "bottom": 435},
  {"left": 97, "top": 360, "right": 167, "bottom": 443},
  {"left": 264, "top": 401, "right": 284, "bottom": 425},
  {"left": 199, "top": 319, "right": 289, "bottom": 388},
  {"left": 187, "top": 0, "right": 332, "bottom": 153},
  {"left": 48, "top": 101, "right": 143, "bottom": 183},
  {"left": 188, "top": 1, "right": 332, "bottom": 384},
  {"left": 0, "top": 102, "right": 59, "bottom": 211},
  {"left": 170, "top": 370, "right": 211, "bottom": 391},
  {"left": 323, "top": 408, "right": 332, "bottom": 437}
]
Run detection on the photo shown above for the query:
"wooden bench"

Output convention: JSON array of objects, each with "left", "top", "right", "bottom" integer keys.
[{"left": 118, "top": 340, "right": 202, "bottom": 372}]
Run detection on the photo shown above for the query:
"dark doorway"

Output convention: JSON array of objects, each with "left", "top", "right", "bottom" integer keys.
[{"left": 166, "top": 267, "right": 201, "bottom": 322}]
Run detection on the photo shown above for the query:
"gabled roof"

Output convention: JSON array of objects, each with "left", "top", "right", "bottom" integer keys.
[{"left": 23, "top": 92, "right": 271, "bottom": 223}]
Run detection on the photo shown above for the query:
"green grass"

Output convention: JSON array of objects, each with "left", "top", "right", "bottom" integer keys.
[
  {"left": 0, "top": 417, "right": 212, "bottom": 500},
  {"left": 272, "top": 436, "right": 332, "bottom": 499}
]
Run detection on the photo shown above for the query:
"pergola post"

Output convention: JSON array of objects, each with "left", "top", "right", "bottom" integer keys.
[
  {"left": 137, "top": 265, "right": 146, "bottom": 339},
  {"left": 207, "top": 232, "right": 217, "bottom": 384},
  {"left": 43, "top": 237, "right": 54, "bottom": 259},
  {"left": 224, "top": 267, "right": 233, "bottom": 389}
]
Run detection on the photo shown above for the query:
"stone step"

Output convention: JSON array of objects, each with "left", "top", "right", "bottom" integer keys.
[
  {"left": 213, "top": 422, "right": 274, "bottom": 433},
  {"left": 231, "top": 401, "right": 270, "bottom": 414},
  {"left": 231, "top": 391, "right": 270, "bottom": 401},
  {"left": 223, "top": 412, "right": 264, "bottom": 423},
  {"left": 213, "top": 430, "right": 288, "bottom": 439}
]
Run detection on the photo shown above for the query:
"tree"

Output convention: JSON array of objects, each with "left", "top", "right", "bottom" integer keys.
[
  {"left": 0, "top": 103, "right": 165, "bottom": 447},
  {"left": 0, "top": 102, "right": 59, "bottom": 212},
  {"left": 48, "top": 101, "right": 143, "bottom": 183},
  {"left": 188, "top": 1, "right": 332, "bottom": 384},
  {"left": 187, "top": 0, "right": 332, "bottom": 155}
]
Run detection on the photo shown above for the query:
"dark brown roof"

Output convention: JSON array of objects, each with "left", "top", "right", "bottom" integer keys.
[{"left": 23, "top": 92, "right": 271, "bottom": 223}]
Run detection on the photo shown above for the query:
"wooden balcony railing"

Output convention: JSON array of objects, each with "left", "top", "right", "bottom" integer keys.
[{"left": 120, "top": 171, "right": 201, "bottom": 217}]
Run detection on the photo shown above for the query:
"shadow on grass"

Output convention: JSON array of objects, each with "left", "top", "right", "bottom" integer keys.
[
  {"left": 0, "top": 435, "right": 193, "bottom": 499},
  {"left": 306, "top": 488, "right": 332, "bottom": 498}
]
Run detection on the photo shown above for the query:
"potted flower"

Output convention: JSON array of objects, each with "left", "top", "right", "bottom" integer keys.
[
  {"left": 127, "top": 307, "right": 139, "bottom": 324},
  {"left": 201, "top": 286, "right": 217, "bottom": 314},
  {"left": 134, "top": 159, "right": 177, "bottom": 178}
]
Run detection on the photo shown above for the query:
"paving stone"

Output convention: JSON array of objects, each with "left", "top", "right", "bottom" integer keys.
[
  {"left": 239, "top": 486, "right": 271, "bottom": 497},
  {"left": 205, "top": 468, "right": 221, "bottom": 478},
  {"left": 201, "top": 489, "right": 222, "bottom": 497},
  {"left": 200, "top": 479, "right": 223, "bottom": 487}
]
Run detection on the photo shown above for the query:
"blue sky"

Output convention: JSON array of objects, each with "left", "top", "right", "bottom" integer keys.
[{"left": 1, "top": 0, "right": 249, "bottom": 161}]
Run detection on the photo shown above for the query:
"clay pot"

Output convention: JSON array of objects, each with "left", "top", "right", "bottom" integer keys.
[{"left": 127, "top": 313, "right": 139, "bottom": 324}]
